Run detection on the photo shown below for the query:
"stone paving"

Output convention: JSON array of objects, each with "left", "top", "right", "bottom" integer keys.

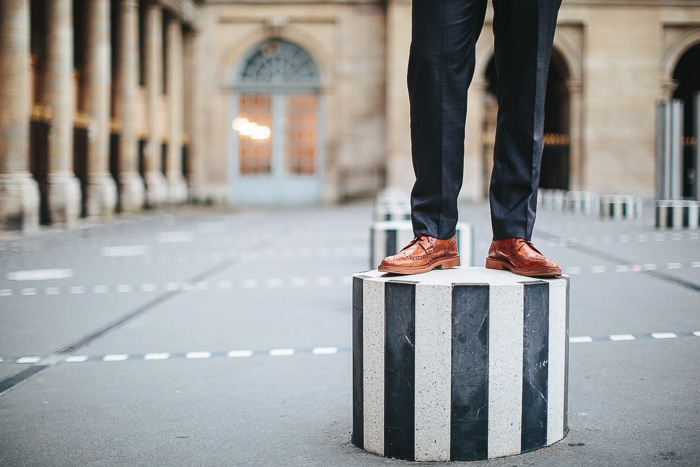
[{"left": 0, "top": 201, "right": 699, "bottom": 466}]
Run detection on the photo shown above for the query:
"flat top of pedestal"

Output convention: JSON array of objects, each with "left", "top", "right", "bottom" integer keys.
[{"left": 355, "top": 267, "right": 567, "bottom": 285}]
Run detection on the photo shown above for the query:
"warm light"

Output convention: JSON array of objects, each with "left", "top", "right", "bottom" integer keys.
[
  {"left": 231, "top": 117, "right": 249, "bottom": 131},
  {"left": 231, "top": 116, "right": 271, "bottom": 140},
  {"left": 250, "top": 126, "right": 271, "bottom": 140}
]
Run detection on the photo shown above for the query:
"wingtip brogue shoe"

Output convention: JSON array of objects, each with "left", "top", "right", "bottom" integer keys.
[
  {"left": 378, "top": 234, "right": 460, "bottom": 275},
  {"left": 485, "top": 238, "right": 562, "bottom": 277}
]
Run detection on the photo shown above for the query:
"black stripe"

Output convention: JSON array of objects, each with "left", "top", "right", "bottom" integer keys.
[
  {"left": 384, "top": 281, "right": 415, "bottom": 461},
  {"left": 352, "top": 276, "right": 364, "bottom": 448},
  {"left": 667, "top": 207, "right": 674, "bottom": 227},
  {"left": 683, "top": 206, "right": 690, "bottom": 227},
  {"left": 0, "top": 365, "right": 49, "bottom": 396},
  {"left": 521, "top": 281, "right": 550, "bottom": 452},
  {"left": 450, "top": 283, "right": 489, "bottom": 461},
  {"left": 369, "top": 230, "right": 375, "bottom": 270},
  {"left": 386, "top": 230, "right": 397, "bottom": 257}
]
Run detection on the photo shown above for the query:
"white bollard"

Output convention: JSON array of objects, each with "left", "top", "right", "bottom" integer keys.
[
  {"left": 352, "top": 267, "right": 569, "bottom": 461},
  {"left": 369, "top": 221, "right": 474, "bottom": 269}
]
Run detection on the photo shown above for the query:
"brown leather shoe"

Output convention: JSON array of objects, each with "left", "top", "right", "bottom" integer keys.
[
  {"left": 378, "top": 234, "right": 460, "bottom": 274},
  {"left": 485, "top": 238, "right": 562, "bottom": 277}
]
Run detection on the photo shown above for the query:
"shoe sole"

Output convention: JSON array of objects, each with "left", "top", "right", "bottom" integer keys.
[
  {"left": 485, "top": 257, "right": 562, "bottom": 278},
  {"left": 378, "top": 255, "right": 461, "bottom": 275}
]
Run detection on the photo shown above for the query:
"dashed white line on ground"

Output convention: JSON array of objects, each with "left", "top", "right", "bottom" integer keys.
[
  {"left": 269, "top": 348, "right": 295, "bottom": 357},
  {"left": 185, "top": 351, "right": 212, "bottom": 359},
  {"left": 609, "top": 334, "right": 635, "bottom": 341},
  {"left": 651, "top": 332, "right": 678, "bottom": 339}
]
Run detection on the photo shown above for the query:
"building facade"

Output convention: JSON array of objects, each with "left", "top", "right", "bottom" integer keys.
[{"left": 1, "top": 0, "right": 699, "bottom": 230}]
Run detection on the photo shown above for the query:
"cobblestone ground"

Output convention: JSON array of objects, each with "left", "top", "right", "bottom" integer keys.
[{"left": 0, "top": 201, "right": 699, "bottom": 466}]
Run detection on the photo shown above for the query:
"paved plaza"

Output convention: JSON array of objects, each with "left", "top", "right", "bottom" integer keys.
[{"left": 0, "top": 201, "right": 699, "bottom": 466}]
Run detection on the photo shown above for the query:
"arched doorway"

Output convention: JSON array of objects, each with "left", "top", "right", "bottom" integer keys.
[
  {"left": 671, "top": 43, "right": 700, "bottom": 198},
  {"left": 228, "top": 38, "right": 323, "bottom": 205},
  {"left": 482, "top": 48, "right": 571, "bottom": 190}
]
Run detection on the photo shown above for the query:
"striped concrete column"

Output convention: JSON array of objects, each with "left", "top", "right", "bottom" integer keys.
[
  {"left": 117, "top": 0, "right": 145, "bottom": 213},
  {"left": 655, "top": 200, "right": 700, "bottom": 229},
  {"left": 43, "top": 0, "right": 81, "bottom": 225},
  {"left": 0, "top": 0, "right": 40, "bottom": 231},
  {"left": 370, "top": 220, "right": 474, "bottom": 269},
  {"left": 143, "top": 3, "right": 168, "bottom": 206},
  {"left": 84, "top": 0, "right": 117, "bottom": 217},
  {"left": 564, "top": 191, "right": 599, "bottom": 215},
  {"left": 599, "top": 195, "right": 643, "bottom": 220},
  {"left": 353, "top": 268, "right": 569, "bottom": 461},
  {"left": 165, "top": 16, "right": 187, "bottom": 203}
]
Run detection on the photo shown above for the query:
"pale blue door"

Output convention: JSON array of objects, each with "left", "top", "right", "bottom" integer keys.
[{"left": 229, "top": 39, "right": 323, "bottom": 205}]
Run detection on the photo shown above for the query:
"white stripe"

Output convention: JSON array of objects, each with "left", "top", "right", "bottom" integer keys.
[
  {"left": 643, "top": 264, "right": 657, "bottom": 271},
  {"left": 0, "top": 289, "right": 12, "bottom": 296},
  {"left": 242, "top": 280, "right": 257, "bottom": 288},
  {"left": 64, "top": 355, "right": 88, "bottom": 363},
  {"left": 269, "top": 348, "right": 294, "bottom": 357},
  {"left": 692, "top": 331, "right": 700, "bottom": 337},
  {"left": 7, "top": 268, "right": 73, "bottom": 281},
  {"left": 103, "top": 354, "right": 129, "bottom": 362},
  {"left": 164, "top": 282, "right": 180, "bottom": 291},
  {"left": 92, "top": 285, "right": 108, "bottom": 294},
  {"left": 265, "top": 279, "right": 283, "bottom": 288},
  {"left": 69, "top": 286, "right": 85, "bottom": 294},
  {"left": 363, "top": 278, "right": 385, "bottom": 456},
  {"left": 45, "top": 287, "right": 61, "bottom": 295},
  {"left": 117, "top": 284, "right": 132, "bottom": 293},
  {"left": 16, "top": 356, "right": 41, "bottom": 364},
  {"left": 144, "top": 353, "right": 170, "bottom": 360},
  {"left": 185, "top": 351, "right": 212, "bottom": 359},
  {"left": 414, "top": 283, "right": 451, "bottom": 461},
  {"left": 609, "top": 334, "right": 635, "bottom": 341},
  {"left": 547, "top": 279, "right": 567, "bottom": 446},
  {"left": 311, "top": 347, "right": 338, "bottom": 355},
  {"left": 651, "top": 332, "right": 677, "bottom": 339},
  {"left": 227, "top": 350, "right": 253, "bottom": 358},
  {"left": 21, "top": 288, "right": 37, "bottom": 296},
  {"left": 488, "top": 283, "right": 523, "bottom": 458},
  {"left": 570, "top": 336, "right": 593, "bottom": 343}
]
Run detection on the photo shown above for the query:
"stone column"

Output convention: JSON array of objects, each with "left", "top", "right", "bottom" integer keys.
[
  {"left": 165, "top": 16, "right": 187, "bottom": 203},
  {"left": 567, "top": 79, "right": 584, "bottom": 191},
  {"left": 0, "top": 0, "right": 40, "bottom": 231},
  {"left": 117, "top": 0, "right": 145, "bottom": 212},
  {"left": 183, "top": 29, "right": 202, "bottom": 201},
  {"left": 43, "top": 0, "right": 81, "bottom": 224},
  {"left": 144, "top": 3, "right": 167, "bottom": 206},
  {"left": 84, "top": 0, "right": 117, "bottom": 217}
]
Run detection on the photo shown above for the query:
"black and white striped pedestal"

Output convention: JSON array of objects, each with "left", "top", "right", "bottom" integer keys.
[
  {"left": 369, "top": 221, "right": 474, "bottom": 269},
  {"left": 374, "top": 189, "right": 411, "bottom": 221},
  {"left": 537, "top": 189, "right": 567, "bottom": 211},
  {"left": 564, "top": 191, "right": 599, "bottom": 215},
  {"left": 599, "top": 195, "right": 643, "bottom": 220},
  {"left": 352, "top": 268, "right": 569, "bottom": 462},
  {"left": 655, "top": 200, "right": 700, "bottom": 229}
]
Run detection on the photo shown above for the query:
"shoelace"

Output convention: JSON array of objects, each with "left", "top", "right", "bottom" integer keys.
[
  {"left": 403, "top": 234, "right": 431, "bottom": 255},
  {"left": 514, "top": 239, "right": 543, "bottom": 256}
]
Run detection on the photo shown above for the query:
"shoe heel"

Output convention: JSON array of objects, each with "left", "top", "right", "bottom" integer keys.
[
  {"left": 438, "top": 256, "right": 461, "bottom": 269},
  {"left": 485, "top": 258, "right": 506, "bottom": 270}
]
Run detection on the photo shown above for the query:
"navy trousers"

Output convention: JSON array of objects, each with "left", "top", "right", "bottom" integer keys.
[{"left": 408, "top": 0, "right": 562, "bottom": 240}]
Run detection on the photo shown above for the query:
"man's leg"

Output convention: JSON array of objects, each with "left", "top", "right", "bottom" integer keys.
[
  {"left": 408, "top": 0, "right": 488, "bottom": 239},
  {"left": 489, "top": 0, "right": 562, "bottom": 240}
]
